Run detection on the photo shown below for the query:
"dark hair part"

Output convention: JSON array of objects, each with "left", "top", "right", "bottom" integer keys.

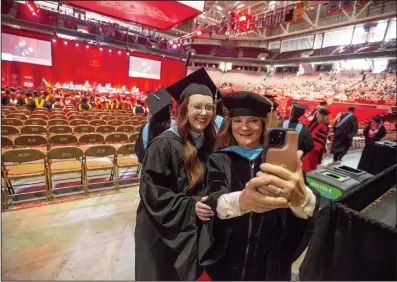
[
  {"left": 217, "top": 117, "right": 267, "bottom": 149},
  {"left": 320, "top": 101, "right": 328, "bottom": 106},
  {"left": 148, "top": 106, "right": 171, "bottom": 143},
  {"left": 348, "top": 106, "right": 355, "bottom": 112},
  {"left": 176, "top": 97, "right": 217, "bottom": 194}
]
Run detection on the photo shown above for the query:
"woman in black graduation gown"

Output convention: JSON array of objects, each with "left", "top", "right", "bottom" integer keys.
[
  {"left": 198, "top": 91, "right": 317, "bottom": 281},
  {"left": 135, "top": 69, "right": 219, "bottom": 281},
  {"left": 134, "top": 87, "right": 174, "bottom": 163},
  {"left": 363, "top": 116, "right": 387, "bottom": 145}
]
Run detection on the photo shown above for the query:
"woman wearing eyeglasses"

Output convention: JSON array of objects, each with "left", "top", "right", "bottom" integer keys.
[
  {"left": 198, "top": 91, "right": 316, "bottom": 281},
  {"left": 135, "top": 69, "right": 219, "bottom": 281}
]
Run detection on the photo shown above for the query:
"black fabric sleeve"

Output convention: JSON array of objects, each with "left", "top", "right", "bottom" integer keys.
[
  {"left": 134, "top": 124, "right": 146, "bottom": 163},
  {"left": 138, "top": 138, "right": 201, "bottom": 280},
  {"left": 199, "top": 153, "right": 234, "bottom": 266}
]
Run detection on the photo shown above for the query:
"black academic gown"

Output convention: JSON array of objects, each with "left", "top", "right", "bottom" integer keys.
[
  {"left": 134, "top": 123, "right": 147, "bottom": 164},
  {"left": 135, "top": 130, "right": 209, "bottom": 281},
  {"left": 199, "top": 151, "right": 312, "bottom": 281},
  {"left": 285, "top": 118, "right": 314, "bottom": 156},
  {"left": 331, "top": 113, "right": 358, "bottom": 156},
  {"left": 363, "top": 125, "right": 387, "bottom": 145},
  {"left": 26, "top": 99, "right": 36, "bottom": 111}
]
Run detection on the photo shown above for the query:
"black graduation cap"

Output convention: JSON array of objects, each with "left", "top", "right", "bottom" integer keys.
[
  {"left": 166, "top": 68, "right": 219, "bottom": 104},
  {"left": 318, "top": 108, "right": 330, "bottom": 115},
  {"left": 222, "top": 91, "right": 278, "bottom": 118},
  {"left": 291, "top": 102, "right": 309, "bottom": 118},
  {"left": 145, "top": 86, "right": 173, "bottom": 116}
]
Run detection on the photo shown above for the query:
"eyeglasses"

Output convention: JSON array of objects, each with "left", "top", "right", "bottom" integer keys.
[{"left": 189, "top": 103, "right": 214, "bottom": 113}]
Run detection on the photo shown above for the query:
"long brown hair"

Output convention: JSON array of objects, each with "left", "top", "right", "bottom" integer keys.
[
  {"left": 217, "top": 117, "right": 267, "bottom": 149},
  {"left": 176, "top": 97, "right": 217, "bottom": 193}
]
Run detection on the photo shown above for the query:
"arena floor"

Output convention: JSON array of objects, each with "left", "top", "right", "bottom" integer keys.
[{"left": 1, "top": 151, "right": 363, "bottom": 280}]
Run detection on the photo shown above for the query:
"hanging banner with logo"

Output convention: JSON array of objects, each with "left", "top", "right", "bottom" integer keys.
[
  {"left": 274, "top": 7, "right": 284, "bottom": 26},
  {"left": 327, "top": 0, "right": 341, "bottom": 14},
  {"left": 1, "top": 72, "right": 8, "bottom": 87},
  {"left": 284, "top": 4, "right": 295, "bottom": 23},
  {"left": 341, "top": 0, "right": 353, "bottom": 10},
  {"left": 11, "top": 74, "right": 18, "bottom": 87},
  {"left": 256, "top": 13, "right": 265, "bottom": 29},
  {"left": 23, "top": 76, "right": 33, "bottom": 87},
  {"left": 356, "top": 0, "right": 370, "bottom": 8},
  {"left": 294, "top": 1, "right": 305, "bottom": 22},
  {"left": 265, "top": 11, "right": 273, "bottom": 28}
]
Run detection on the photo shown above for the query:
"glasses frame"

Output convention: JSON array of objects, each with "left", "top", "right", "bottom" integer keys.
[{"left": 188, "top": 103, "right": 215, "bottom": 113}]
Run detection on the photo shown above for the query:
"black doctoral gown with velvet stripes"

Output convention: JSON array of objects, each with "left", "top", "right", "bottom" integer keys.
[
  {"left": 198, "top": 151, "right": 314, "bottom": 281},
  {"left": 331, "top": 113, "right": 358, "bottom": 155},
  {"left": 135, "top": 129, "right": 211, "bottom": 281}
]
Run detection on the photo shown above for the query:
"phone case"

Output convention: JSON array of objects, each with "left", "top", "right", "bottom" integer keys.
[{"left": 263, "top": 129, "right": 299, "bottom": 172}]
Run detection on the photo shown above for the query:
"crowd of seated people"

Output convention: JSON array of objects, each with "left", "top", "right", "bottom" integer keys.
[
  {"left": 1, "top": 87, "right": 151, "bottom": 113},
  {"left": 217, "top": 71, "right": 396, "bottom": 106}
]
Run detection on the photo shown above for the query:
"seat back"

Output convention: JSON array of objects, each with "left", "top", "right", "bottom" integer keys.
[
  {"left": 8, "top": 113, "right": 28, "bottom": 120},
  {"left": 2, "top": 148, "right": 45, "bottom": 163},
  {"left": 48, "top": 125, "right": 73, "bottom": 135},
  {"left": 2, "top": 118, "right": 23, "bottom": 127},
  {"left": 105, "top": 133, "right": 128, "bottom": 143},
  {"left": 69, "top": 119, "right": 88, "bottom": 126},
  {"left": 24, "top": 119, "right": 48, "bottom": 126},
  {"left": 47, "top": 146, "right": 83, "bottom": 161},
  {"left": 1, "top": 136, "right": 13, "bottom": 148},
  {"left": 116, "top": 125, "right": 135, "bottom": 134},
  {"left": 49, "top": 114, "right": 67, "bottom": 120},
  {"left": 1, "top": 125, "right": 20, "bottom": 136},
  {"left": 117, "top": 143, "right": 135, "bottom": 155},
  {"left": 129, "top": 132, "right": 139, "bottom": 143},
  {"left": 31, "top": 114, "right": 48, "bottom": 120},
  {"left": 68, "top": 115, "right": 85, "bottom": 121},
  {"left": 14, "top": 135, "right": 48, "bottom": 148},
  {"left": 20, "top": 125, "right": 47, "bottom": 135},
  {"left": 90, "top": 119, "right": 106, "bottom": 126},
  {"left": 79, "top": 133, "right": 105, "bottom": 144},
  {"left": 48, "top": 119, "right": 69, "bottom": 126},
  {"left": 107, "top": 120, "right": 123, "bottom": 126},
  {"left": 96, "top": 125, "right": 115, "bottom": 134},
  {"left": 85, "top": 144, "right": 116, "bottom": 158},
  {"left": 74, "top": 125, "right": 95, "bottom": 134},
  {"left": 85, "top": 115, "right": 98, "bottom": 121},
  {"left": 48, "top": 134, "right": 78, "bottom": 147}
]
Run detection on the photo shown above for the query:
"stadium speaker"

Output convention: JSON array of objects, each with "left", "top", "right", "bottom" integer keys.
[{"left": 185, "top": 51, "right": 192, "bottom": 67}]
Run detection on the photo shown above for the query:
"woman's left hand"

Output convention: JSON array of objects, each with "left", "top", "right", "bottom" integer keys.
[{"left": 256, "top": 150, "right": 307, "bottom": 207}]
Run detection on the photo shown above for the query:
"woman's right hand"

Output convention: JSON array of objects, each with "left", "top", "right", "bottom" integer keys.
[
  {"left": 239, "top": 178, "right": 289, "bottom": 213},
  {"left": 195, "top": 196, "right": 214, "bottom": 221}
]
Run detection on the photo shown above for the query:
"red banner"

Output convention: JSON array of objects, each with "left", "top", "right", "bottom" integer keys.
[
  {"left": 10, "top": 73, "right": 18, "bottom": 87},
  {"left": 274, "top": 7, "right": 284, "bottom": 26},
  {"left": 1, "top": 72, "right": 8, "bottom": 87},
  {"left": 265, "top": 11, "right": 273, "bottom": 28},
  {"left": 284, "top": 4, "right": 295, "bottom": 23}
]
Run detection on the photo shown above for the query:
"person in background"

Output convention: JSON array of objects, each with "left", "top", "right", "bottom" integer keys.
[
  {"left": 135, "top": 69, "right": 219, "bottom": 281},
  {"left": 307, "top": 101, "right": 327, "bottom": 123},
  {"left": 135, "top": 87, "right": 174, "bottom": 163},
  {"left": 9, "top": 88, "right": 17, "bottom": 104},
  {"left": 302, "top": 108, "right": 330, "bottom": 172},
  {"left": 198, "top": 91, "right": 316, "bottom": 281},
  {"left": 282, "top": 102, "right": 314, "bottom": 156},
  {"left": 52, "top": 97, "right": 63, "bottom": 109},
  {"left": 16, "top": 90, "right": 26, "bottom": 106},
  {"left": 34, "top": 92, "right": 46, "bottom": 108},
  {"left": 331, "top": 106, "right": 358, "bottom": 164},
  {"left": 78, "top": 97, "right": 91, "bottom": 111},
  {"left": 133, "top": 100, "right": 145, "bottom": 115},
  {"left": 363, "top": 116, "right": 387, "bottom": 145},
  {"left": 25, "top": 92, "right": 36, "bottom": 111},
  {"left": 2, "top": 89, "right": 11, "bottom": 105}
]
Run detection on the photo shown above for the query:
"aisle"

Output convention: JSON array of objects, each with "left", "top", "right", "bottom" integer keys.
[{"left": 2, "top": 188, "right": 139, "bottom": 280}]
